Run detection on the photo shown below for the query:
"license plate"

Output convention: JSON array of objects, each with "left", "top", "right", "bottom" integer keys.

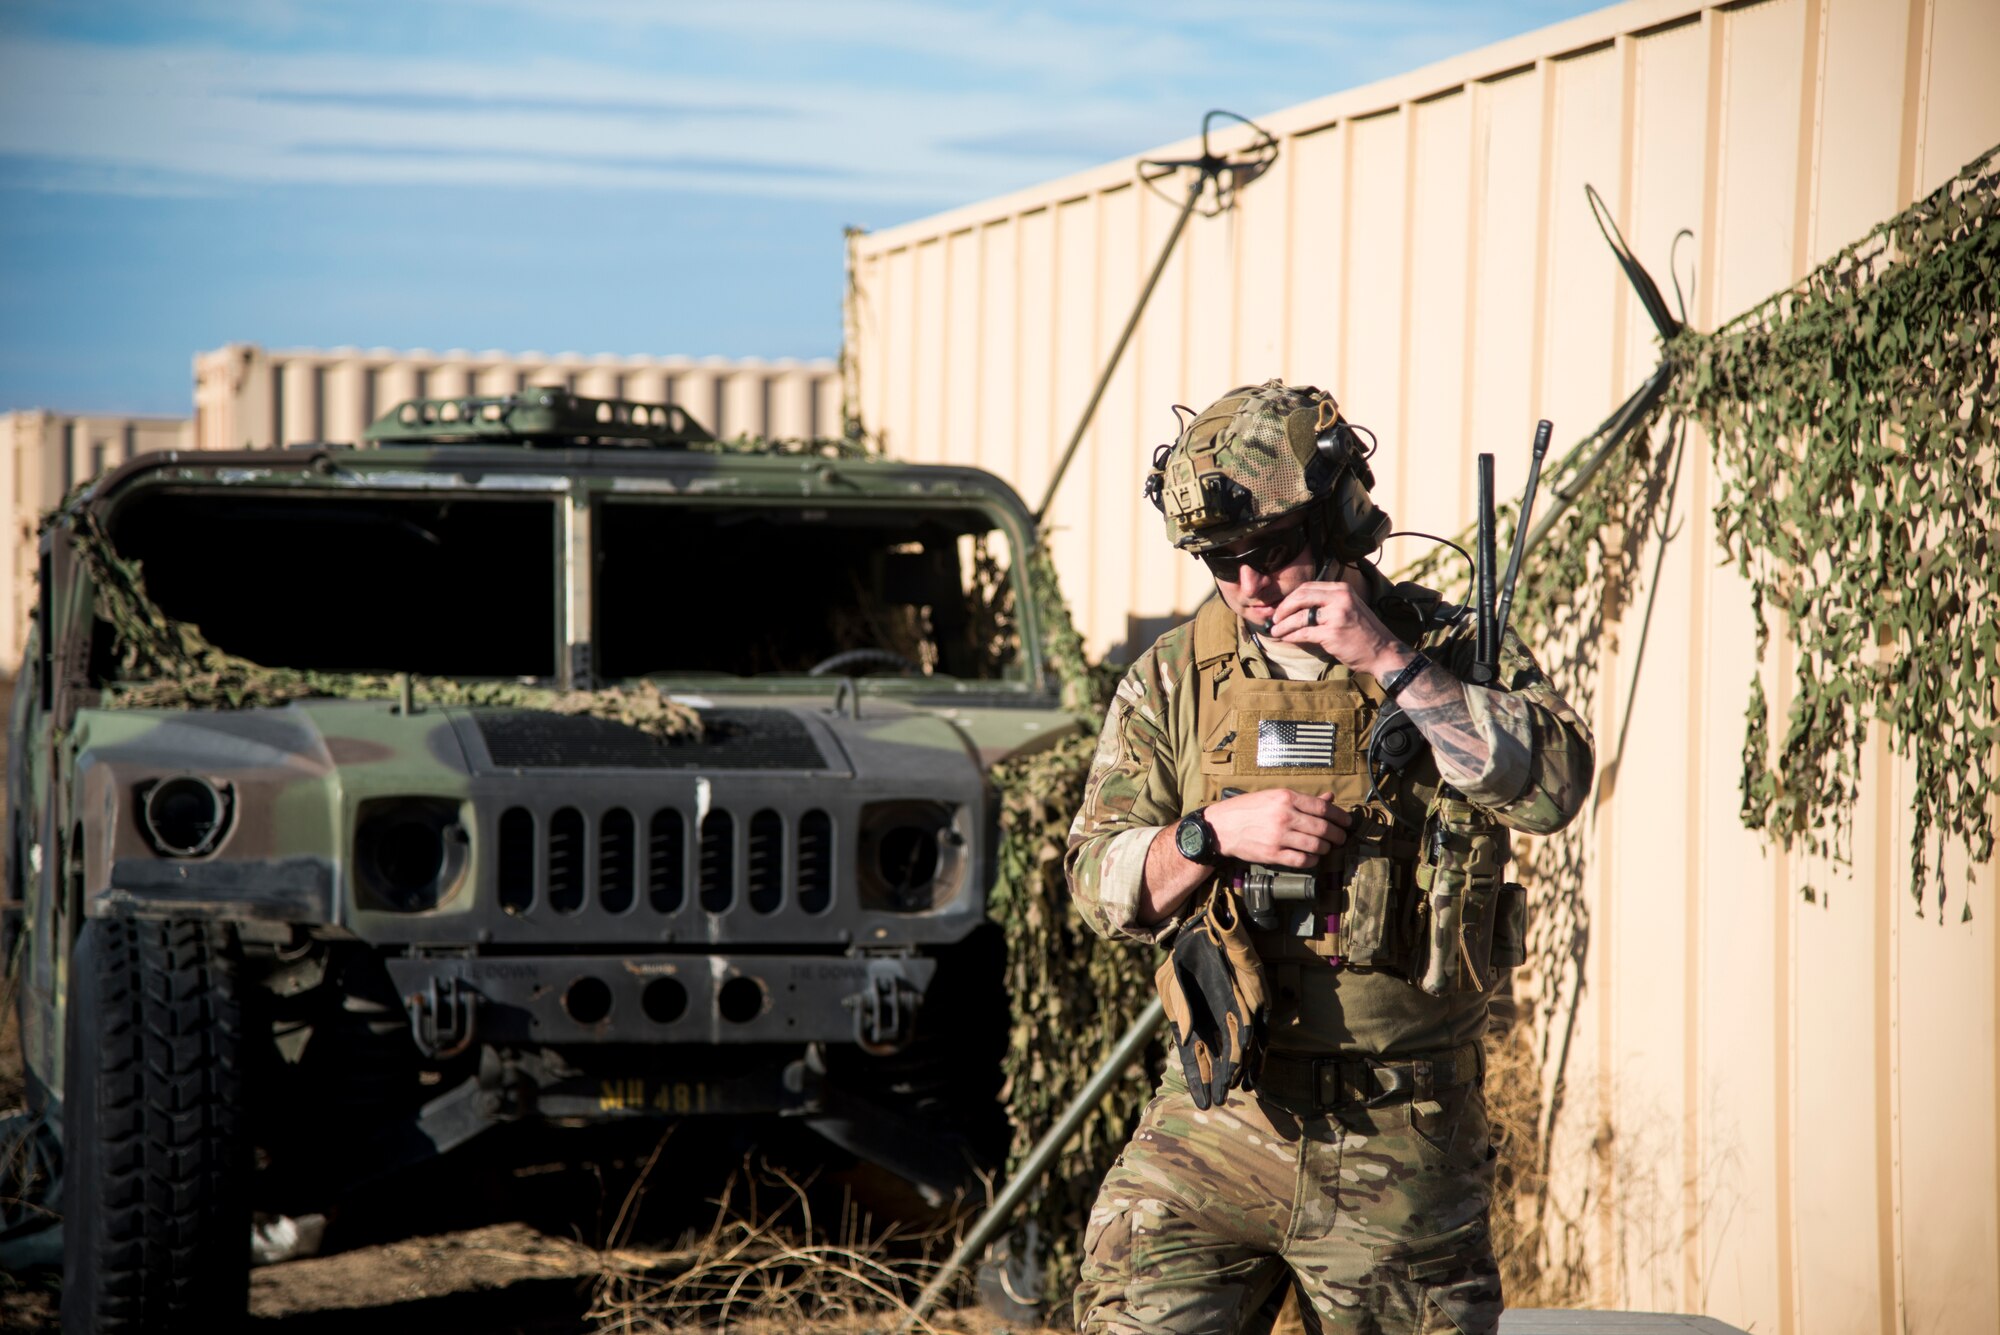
[{"left": 597, "top": 1078, "right": 713, "bottom": 1114}]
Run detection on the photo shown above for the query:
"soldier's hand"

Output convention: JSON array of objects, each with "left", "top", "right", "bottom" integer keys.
[
  {"left": 1268, "top": 580, "right": 1403, "bottom": 678},
  {"left": 1206, "top": 789, "right": 1351, "bottom": 868}
]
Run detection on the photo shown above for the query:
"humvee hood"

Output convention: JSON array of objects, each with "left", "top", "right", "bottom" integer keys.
[
  {"left": 69, "top": 693, "right": 1084, "bottom": 844},
  {"left": 65, "top": 693, "right": 1070, "bottom": 935}
]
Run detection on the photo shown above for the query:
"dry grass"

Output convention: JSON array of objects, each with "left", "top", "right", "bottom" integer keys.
[
  {"left": 580, "top": 1033, "right": 1582, "bottom": 1333},
  {"left": 583, "top": 1136, "right": 1022, "bottom": 1335},
  {"left": 0, "top": 965, "right": 58, "bottom": 1242},
  {"left": 0, "top": 966, "right": 24, "bottom": 1118},
  {"left": 1486, "top": 1019, "right": 1589, "bottom": 1309}
]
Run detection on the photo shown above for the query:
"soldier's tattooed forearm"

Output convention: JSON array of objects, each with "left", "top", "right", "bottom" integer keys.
[{"left": 1396, "top": 667, "right": 1490, "bottom": 777}]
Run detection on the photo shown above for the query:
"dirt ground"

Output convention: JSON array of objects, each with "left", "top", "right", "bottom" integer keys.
[{"left": 5, "top": 1217, "right": 1051, "bottom": 1334}]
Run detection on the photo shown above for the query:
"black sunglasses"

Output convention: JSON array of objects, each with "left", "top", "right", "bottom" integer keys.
[{"left": 1198, "top": 524, "right": 1309, "bottom": 580}]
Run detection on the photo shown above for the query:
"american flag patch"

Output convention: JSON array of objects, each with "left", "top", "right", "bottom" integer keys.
[{"left": 1257, "top": 719, "right": 1337, "bottom": 768}]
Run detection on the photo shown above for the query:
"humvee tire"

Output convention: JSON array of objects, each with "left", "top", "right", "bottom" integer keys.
[{"left": 62, "top": 919, "right": 249, "bottom": 1333}]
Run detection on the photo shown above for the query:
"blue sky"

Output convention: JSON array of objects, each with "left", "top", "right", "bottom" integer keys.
[{"left": 0, "top": 1, "right": 1603, "bottom": 416}]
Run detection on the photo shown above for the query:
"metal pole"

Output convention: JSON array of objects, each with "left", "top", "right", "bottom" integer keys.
[
  {"left": 902, "top": 996, "right": 1165, "bottom": 1329},
  {"left": 1522, "top": 361, "right": 1672, "bottom": 555},
  {"left": 1033, "top": 174, "right": 1205, "bottom": 527}
]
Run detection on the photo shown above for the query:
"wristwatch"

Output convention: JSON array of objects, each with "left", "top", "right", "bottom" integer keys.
[{"left": 1175, "top": 808, "right": 1222, "bottom": 864}]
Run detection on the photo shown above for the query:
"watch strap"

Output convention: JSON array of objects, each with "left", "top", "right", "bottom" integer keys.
[{"left": 1381, "top": 651, "right": 1433, "bottom": 700}]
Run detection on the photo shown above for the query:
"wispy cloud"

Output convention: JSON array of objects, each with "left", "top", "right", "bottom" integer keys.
[
  {"left": 0, "top": 35, "right": 1130, "bottom": 205},
  {"left": 290, "top": 141, "right": 850, "bottom": 179},
  {"left": 0, "top": 1, "right": 1605, "bottom": 210},
  {"left": 251, "top": 89, "right": 793, "bottom": 120}
]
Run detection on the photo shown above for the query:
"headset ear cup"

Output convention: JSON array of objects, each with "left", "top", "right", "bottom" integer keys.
[{"left": 1331, "top": 474, "right": 1393, "bottom": 560}]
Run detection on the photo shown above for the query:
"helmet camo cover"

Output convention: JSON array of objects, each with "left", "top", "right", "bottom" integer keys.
[{"left": 1147, "top": 379, "right": 1384, "bottom": 555}]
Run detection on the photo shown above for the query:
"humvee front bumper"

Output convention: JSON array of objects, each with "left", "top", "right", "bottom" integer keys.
[{"left": 381, "top": 952, "right": 936, "bottom": 1056}]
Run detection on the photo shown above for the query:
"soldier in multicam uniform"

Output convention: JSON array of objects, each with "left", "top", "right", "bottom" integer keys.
[{"left": 1064, "top": 381, "right": 1593, "bottom": 1334}]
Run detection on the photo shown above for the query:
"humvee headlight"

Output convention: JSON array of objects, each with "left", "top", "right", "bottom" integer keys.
[
  {"left": 355, "top": 799, "right": 470, "bottom": 912},
  {"left": 139, "top": 776, "right": 233, "bottom": 858},
  {"left": 857, "top": 801, "right": 965, "bottom": 912}
]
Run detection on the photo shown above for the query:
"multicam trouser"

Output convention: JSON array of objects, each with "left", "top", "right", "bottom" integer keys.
[{"left": 1075, "top": 1060, "right": 1501, "bottom": 1334}]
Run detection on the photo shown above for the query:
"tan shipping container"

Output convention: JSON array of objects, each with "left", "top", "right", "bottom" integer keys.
[
  {"left": 192, "top": 344, "right": 839, "bottom": 451},
  {"left": 0, "top": 411, "right": 194, "bottom": 670}
]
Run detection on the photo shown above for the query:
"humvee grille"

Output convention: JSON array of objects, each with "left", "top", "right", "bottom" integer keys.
[
  {"left": 548, "top": 807, "right": 585, "bottom": 911},
  {"left": 797, "top": 811, "right": 833, "bottom": 913},
  {"left": 499, "top": 807, "right": 534, "bottom": 912},
  {"left": 476, "top": 709, "right": 829, "bottom": 771},
  {"left": 599, "top": 808, "right": 636, "bottom": 912},
  {"left": 496, "top": 802, "right": 838, "bottom": 920},
  {"left": 699, "top": 810, "right": 734, "bottom": 912},
  {"left": 747, "top": 810, "right": 783, "bottom": 913},
  {"left": 648, "top": 809, "right": 686, "bottom": 912}
]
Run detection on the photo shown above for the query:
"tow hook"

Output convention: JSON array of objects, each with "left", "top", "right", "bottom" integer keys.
[
  {"left": 847, "top": 963, "right": 920, "bottom": 1053},
  {"left": 407, "top": 975, "right": 479, "bottom": 1059}
]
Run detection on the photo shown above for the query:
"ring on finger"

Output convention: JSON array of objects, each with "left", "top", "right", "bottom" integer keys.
[{"left": 1304, "top": 605, "right": 1319, "bottom": 628}]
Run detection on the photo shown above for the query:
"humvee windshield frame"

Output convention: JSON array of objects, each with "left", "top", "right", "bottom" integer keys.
[{"left": 76, "top": 447, "right": 1053, "bottom": 700}]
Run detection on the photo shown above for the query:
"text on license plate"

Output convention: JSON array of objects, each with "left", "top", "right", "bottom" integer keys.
[{"left": 598, "top": 1079, "right": 712, "bottom": 1113}]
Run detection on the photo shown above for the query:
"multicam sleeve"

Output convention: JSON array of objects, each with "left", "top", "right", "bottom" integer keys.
[
  {"left": 1063, "top": 650, "right": 1189, "bottom": 946},
  {"left": 1433, "top": 627, "right": 1594, "bottom": 835}
]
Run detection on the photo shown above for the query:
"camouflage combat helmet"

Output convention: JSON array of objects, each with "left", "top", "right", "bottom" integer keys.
[{"left": 1144, "top": 379, "right": 1391, "bottom": 560}]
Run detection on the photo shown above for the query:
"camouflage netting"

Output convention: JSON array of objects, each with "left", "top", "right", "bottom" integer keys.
[
  {"left": 1413, "top": 145, "right": 2000, "bottom": 916},
  {"left": 70, "top": 510, "right": 702, "bottom": 739},
  {"left": 1389, "top": 145, "right": 1997, "bottom": 1299},
  {"left": 1672, "top": 145, "right": 1999, "bottom": 917},
  {"left": 982, "top": 541, "right": 1155, "bottom": 1304}
]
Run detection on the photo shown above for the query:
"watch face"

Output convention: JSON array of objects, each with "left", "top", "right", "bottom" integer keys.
[{"left": 1176, "top": 815, "right": 1209, "bottom": 861}]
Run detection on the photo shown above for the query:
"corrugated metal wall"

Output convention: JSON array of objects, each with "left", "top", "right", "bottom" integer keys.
[
  {"left": 847, "top": 0, "right": 2000, "bottom": 1330},
  {"left": 191, "top": 344, "right": 843, "bottom": 451}
]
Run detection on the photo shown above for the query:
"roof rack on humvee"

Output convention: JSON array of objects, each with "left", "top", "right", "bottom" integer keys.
[{"left": 362, "top": 388, "right": 715, "bottom": 448}]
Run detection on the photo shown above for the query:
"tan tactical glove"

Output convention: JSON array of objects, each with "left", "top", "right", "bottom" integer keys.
[{"left": 1154, "top": 892, "right": 1270, "bottom": 1109}]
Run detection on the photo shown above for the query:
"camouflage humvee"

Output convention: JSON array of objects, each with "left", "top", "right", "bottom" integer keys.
[{"left": 2, "top": 391, "right": 1081, "bottom": 1330}]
